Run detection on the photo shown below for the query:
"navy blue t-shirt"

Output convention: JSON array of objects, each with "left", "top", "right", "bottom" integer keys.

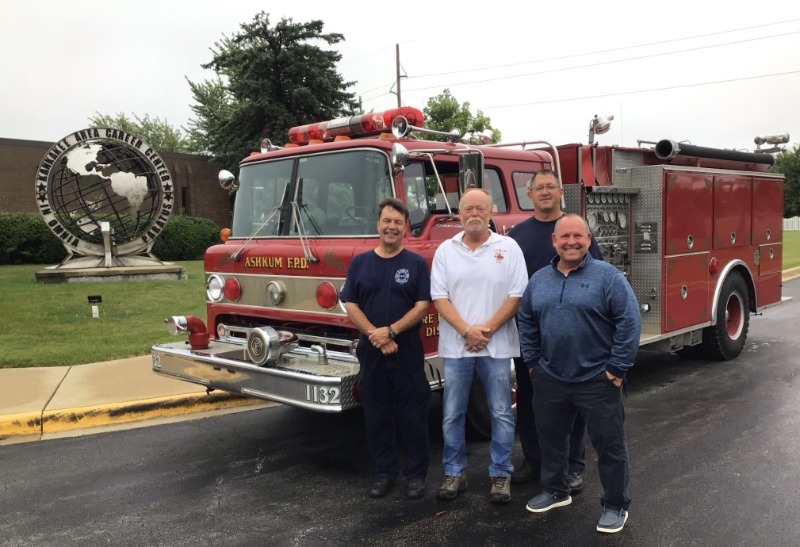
[
  {"left": 341, "top": 249, "right": 430, "bottom": 335},
  {"left": 508, "top": 216, "right": 603, "bottom": 278}
]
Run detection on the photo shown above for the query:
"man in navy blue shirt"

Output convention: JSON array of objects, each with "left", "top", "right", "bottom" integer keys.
[
  {"left": 342, "top": 198, "right": 431, "bottom": 500},
  {"left": 508, "top": 169, "right": 603, "bottom": 493}
]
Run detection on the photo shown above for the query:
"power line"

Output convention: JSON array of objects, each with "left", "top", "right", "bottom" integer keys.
[
  {"left": 354, "top": 19, "right": 800, "bottom": 104},
  {"left": 477, "top": 69, "right": 800, "bottom": 110},
  {"left": 403, "top": 31, "right": 800, "bottom": 93},
  {"left": 408, "top": 17, "right": 800, "bottom": 80}
]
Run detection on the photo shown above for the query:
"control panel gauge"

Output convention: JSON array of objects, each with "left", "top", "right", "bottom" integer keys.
[
  {"left": 588, "top": 213, "right": 597, "bottom": 230},
  {"left": 618, "top": 213, "right": 627, "bottom": 228},
  {"left": 609, "top": 211, "right": 616, "bottom": 223}
]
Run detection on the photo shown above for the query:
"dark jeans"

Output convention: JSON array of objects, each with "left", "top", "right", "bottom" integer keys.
[
  {"left": 357, "top": 333, "right": 431, "bottom": 480},
  {"left": 532, "top": 366, "right": 631, "bottom": 510},
  {"left": 514, "top": 357, "right": 586, "bottom": 474}
]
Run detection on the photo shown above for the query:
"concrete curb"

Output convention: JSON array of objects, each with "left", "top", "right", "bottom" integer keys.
[
  {"left": 1, "top": 392, "right": 263, "bottom": 439},
  {"left": 782, "top": 266, "right": 800, "bottom": 282}
]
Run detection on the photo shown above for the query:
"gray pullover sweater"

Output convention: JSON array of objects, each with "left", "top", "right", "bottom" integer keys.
[{"left": 517, "top": 254, "right": 641, "bottom": 382}]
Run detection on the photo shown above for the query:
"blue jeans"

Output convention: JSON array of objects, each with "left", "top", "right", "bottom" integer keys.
[{"left": 442, "top": 357, "right": 515, "bottom": 477}]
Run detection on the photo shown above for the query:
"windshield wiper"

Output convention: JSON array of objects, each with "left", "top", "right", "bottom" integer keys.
[
  {"left": 291, "top": 201, "right": 319, "bottom": 263},
  {"left": 230, "top": 206, "right": 281, "bottom": 261},
  {"left": 230, "top": 181, "right": 287, "bottom": 261}
]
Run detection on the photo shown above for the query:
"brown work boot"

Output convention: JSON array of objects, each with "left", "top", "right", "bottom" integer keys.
[
  {"left": 490, "top": 475, "right": 511, "bottom": 504},
  {"left": 437, "top": 475, "right": 468, "bottom": 500}
]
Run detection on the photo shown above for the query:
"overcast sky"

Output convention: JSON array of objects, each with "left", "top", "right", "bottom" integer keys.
[{"left": 4, "top": 1, "right": 800, "bottom": 153}]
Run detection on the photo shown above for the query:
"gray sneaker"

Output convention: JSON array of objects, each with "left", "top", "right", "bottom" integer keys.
[
  {"left": 596, "top": 506, "right": 629, "bottom": 533},
  {"left": 438, "top": 475, "right": 468, "bottom": 500},
  {"left": 566, "top": 472, "right": 583, "bottom": 493},
  {"left": 489, "top": 475, "right": 511, "bottom": 504},
  {"left": 525, "top": 490, "right": 572, "bottom": 513}
]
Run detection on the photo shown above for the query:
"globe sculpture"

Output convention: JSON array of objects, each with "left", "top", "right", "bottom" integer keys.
[{"left": 35, "top": 128, "right": 174, "bottom": 268}]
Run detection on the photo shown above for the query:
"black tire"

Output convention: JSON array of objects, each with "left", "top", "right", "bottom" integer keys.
[{"left": 701, "top": 272, "right": 750, "bottom": 361}]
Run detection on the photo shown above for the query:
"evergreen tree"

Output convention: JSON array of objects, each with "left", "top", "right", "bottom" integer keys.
[{"left": 186, "top": 12, "right": 360, "bottom": 172}]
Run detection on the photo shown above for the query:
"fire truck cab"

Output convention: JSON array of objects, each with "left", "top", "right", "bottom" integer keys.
[{"left": 151, "top": 107, "right": 786, "bottom": 430}]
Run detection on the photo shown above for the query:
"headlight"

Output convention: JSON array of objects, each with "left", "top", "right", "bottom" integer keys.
[
  {"left": 266, "top": 281, "right": 286, "bottom": 305},
  {"left": 206, "top": 274, "right": 224, "bottom": 302}
]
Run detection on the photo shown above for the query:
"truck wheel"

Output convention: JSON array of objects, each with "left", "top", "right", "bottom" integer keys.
[{"left": 701, "top": 272, "right": 750, "bottom": 361}]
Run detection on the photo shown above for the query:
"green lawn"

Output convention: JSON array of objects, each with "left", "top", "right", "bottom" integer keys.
[
  {"left": 0, "top": 261, "right": 206, "bottom": 368},
  {"left": 784, "top": 230, "right": 800, "bottom": 270},
  {"left": 1, "top": 232, "right": 798, "bottom": 369}
]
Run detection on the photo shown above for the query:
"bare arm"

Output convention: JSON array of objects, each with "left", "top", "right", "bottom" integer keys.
[
  {"left": 434, "top": 297, "right": 491, "bottom": 350},
  {"left": 367, "top": 300, "right": 430, "bottom": 348},
  {"left": 344, "top": 302, "right": 376, "bottom": 337},
  {"left": 477, "top": 296, "right": 521, "bottom": 337}
]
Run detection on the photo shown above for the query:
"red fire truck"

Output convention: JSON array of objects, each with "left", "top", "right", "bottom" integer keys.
[{"left": 151, "top": 107, "right": 785, "bottom": 430}]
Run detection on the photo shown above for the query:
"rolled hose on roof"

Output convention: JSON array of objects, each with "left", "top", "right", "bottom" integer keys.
[{"left": 654, "top": 139, "right": 775, "bottom": 166}]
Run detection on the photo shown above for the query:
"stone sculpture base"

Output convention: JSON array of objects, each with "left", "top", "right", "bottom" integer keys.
[{"left": 35, "top": 264, "right": 187, "bottom": 284}]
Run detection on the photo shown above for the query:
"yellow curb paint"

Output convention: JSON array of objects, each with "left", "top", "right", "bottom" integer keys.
[
  {"left": 40, "top": 393, "right": 264, "bottom": 434},
  {"left": 783, "top": 266, "right": 800, "bottom": 282},
  {"left": 0, "top": 412, "right": 43, "bottom": 438}
]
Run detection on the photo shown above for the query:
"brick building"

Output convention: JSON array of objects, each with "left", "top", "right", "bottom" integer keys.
[{"left": 0, "top": 137, "right": 232, "bottom": 229}]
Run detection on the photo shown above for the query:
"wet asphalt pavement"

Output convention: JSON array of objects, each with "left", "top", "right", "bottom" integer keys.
[{"left": 1, "top": 279, "right": 798, "bottom": 546}]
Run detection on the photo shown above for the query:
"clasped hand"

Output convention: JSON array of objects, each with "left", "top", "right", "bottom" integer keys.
[
  {"left": 464, "top": 325, "right": 491, "bottom": 353},
  {"left": 367, "top": 327, "right": 398, "bottom": 355}
]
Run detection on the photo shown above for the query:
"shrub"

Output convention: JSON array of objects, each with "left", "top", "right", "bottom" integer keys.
[
  {"left": 0, "top": 212, "right": 220, "bottom": 264},
  {"left": 0, "top": 212, "right": 68, "bottom": 265},
  {"left": 151, "top": 215, "right": 221, "bottom": 261}
]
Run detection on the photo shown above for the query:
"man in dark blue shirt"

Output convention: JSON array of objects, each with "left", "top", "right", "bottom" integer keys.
[
  {"left": 518, "top": 214, "right": 640, "bottom": 534},
  {"left": 508, "top": 169, "right": 602, "bottom": 493},
  {"left": 341, "top": 198, "right": 431, "bottom": 500}
]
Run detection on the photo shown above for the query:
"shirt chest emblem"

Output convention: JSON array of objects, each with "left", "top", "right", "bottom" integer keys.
[{"left": 395, "top": 268, "right": 410, "bottom": 284}]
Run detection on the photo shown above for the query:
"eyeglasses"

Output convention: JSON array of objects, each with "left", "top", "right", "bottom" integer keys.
[{"left": 529, "top": 184, "right": 559, "bottom": 192}]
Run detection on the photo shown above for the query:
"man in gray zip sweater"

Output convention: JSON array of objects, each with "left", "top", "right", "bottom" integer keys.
[{"left": 517, "top": 214, "right": 641, "bottom": 534}]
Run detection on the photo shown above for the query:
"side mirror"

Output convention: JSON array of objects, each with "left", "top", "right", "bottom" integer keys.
[
  {"left": 219, "top": 170, "right": 237, "bottom": 190},
  {"left": 459, "top": 152, "right": 484, "bottom": 193},
  {"left": 391, "top": 143, "right": 409, "bottom": 173}
]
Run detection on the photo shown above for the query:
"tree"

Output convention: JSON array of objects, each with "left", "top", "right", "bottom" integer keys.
[
  {"left": 185, "top": 12, "right": 360, "bottom": 173},
  {"left": 422, "top": 89, "right": 502, "bottom": 143},
  {"left": 88, "top": 112, "right": 191, "bottom": 153},
  {"left": 771, "top": 144, "right": 800, "bottom": 218}
]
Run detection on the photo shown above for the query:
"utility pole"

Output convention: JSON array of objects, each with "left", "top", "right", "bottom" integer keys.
[{"left": 395, "top": 44, "right": 401, "bottom": 107}]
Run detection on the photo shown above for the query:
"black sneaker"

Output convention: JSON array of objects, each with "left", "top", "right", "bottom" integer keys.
[
  {"left": 510, "top": 462, "right": 540, "bottom": 484},
  {"left": 369, "top": 476, "right": 395, "bottom": 498},
  {"left": 525, "top": 490, "right": 572, "bottom": 513},
  {"left": 407, "top": 477, "right": 426, "bottom": 499},
  {"left": 566, "top": 472, "right": 583, "bottom": 493}
]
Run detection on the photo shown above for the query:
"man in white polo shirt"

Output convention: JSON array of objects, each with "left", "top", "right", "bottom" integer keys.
[{"left": 430, "top": 187, "right": 528, "bottom": 504}]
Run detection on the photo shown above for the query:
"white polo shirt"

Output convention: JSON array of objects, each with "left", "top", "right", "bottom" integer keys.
[{"left": 431, "top": 231, "right": 528, "bottom": 358}]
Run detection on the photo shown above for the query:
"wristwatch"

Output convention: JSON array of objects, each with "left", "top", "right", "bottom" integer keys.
[{"left": 388, "top": 325, "right": 396, "bottom": 339}]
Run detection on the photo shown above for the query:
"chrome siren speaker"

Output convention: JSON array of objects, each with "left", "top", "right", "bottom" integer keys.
[{"left": 247, "top": 327, "right": 281, "bottom": 365}]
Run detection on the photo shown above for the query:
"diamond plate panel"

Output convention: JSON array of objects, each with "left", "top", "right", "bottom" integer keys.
[{"left": 626, "top": 165, "right": 666, "bottom": 337}]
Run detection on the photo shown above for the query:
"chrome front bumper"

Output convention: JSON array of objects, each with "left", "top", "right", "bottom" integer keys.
[{"left": 151, "top": 339, "right": 360, "bottom": 412}]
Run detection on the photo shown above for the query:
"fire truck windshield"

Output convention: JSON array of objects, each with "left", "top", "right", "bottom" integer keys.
[{"left": 231, "top": 150, "right": 393, "bottom": 238}]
